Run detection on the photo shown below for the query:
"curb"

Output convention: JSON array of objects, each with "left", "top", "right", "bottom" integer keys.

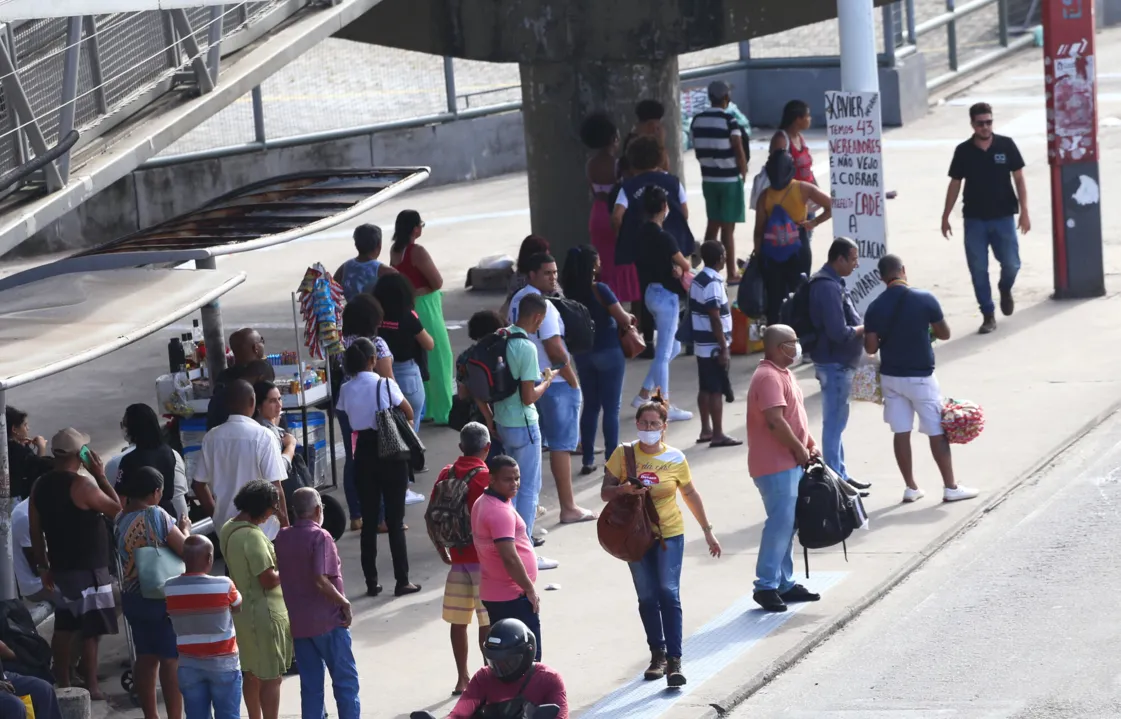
[{"left": 699, "top": 397, "right": 1121, "bottom": 718}]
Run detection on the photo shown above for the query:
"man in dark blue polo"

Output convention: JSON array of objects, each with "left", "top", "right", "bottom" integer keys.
[{"left": 808, "top": 237, "right": 869, "bottom": 493}]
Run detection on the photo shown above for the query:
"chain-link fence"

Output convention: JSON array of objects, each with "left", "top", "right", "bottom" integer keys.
[{"left": 160, "top": 0, "right": 1028, "bottom": 158}]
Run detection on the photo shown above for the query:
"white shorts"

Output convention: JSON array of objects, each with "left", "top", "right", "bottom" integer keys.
[{"left": 881, "top": 374, "right": 944, "bottom": 436}]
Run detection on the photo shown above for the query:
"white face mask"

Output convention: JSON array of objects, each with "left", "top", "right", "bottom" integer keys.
[
  {"left": 784, "top": 341, "right": 803, "bottom": 366},
  {"left": 637, "top": 430, "right": 663, "bottom": 446}
]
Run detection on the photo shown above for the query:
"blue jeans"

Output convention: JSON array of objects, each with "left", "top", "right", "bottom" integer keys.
[
  {"left": 0, "top": 672, "right": 62, "bottom": 719},
  {"left": 498, "top": 422, "right": 542, "bottom": 536},
  {"left": 336, "top": 410, "right": 361, "bottom": 520},
  {"left": 293, "top": 626, "right": 360, "bottom": 719},
  {"left": 815, "top": 363, "right": 856, "bottom": 481},
  {"left": 642, "top": 284, "right": 681, "bottom": 396},
  {"left": 628, "top": 534, "right": 685, "bottom": 657},
  {"left": 575, "top": 346, "right": 626, "bottom": 467},
  {"left": 393, "top": 360, "right": 426, "bottom": 431},
  {"left": 178, "top": 664, "right": 243, "bottom": 719},
  {"left": 964, "top": 216, "right": 1021, "bottom": 316},
  {"left": 753, "top": 466, "right": 803, "bottom": 593},
  {"left": 482, "top": 596, "right": 542, "bottom": 661}
]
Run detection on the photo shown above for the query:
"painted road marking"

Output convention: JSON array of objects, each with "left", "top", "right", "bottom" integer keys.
[{"left": 581, "top": 572, "right": 848, "bottom": 719}]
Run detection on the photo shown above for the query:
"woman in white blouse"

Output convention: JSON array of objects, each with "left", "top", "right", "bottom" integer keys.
[{"left": 335, "top": 338, "right": 422, "bottom": 597}]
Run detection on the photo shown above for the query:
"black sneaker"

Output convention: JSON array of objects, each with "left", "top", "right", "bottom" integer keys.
[
  {"left": 779, "top": 584, "right": 821, "bottom": 604},
  {"left": 753, "top": 589, "right": 787, "bottom": 612},
  {"left": 979, "top": 315, "right": 997, "bottom": 334},
  {"left": 999, "top": 287, "right": 1015, "bottom": 316},
  {"left": 845, "top": 477, "right": 871, "bottom": 490}
]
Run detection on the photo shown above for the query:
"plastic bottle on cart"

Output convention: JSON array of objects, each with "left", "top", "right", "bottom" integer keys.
[{"left": 192, "top": 319, "right": 203, "bottom": 343}]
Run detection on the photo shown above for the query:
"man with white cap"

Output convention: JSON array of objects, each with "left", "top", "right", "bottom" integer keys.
[
  {"left": 690, "top": 80, "right": 750, "bottom": 282},
  {"left": 27, "top": 428, "right": 121, "bottom": 698}
]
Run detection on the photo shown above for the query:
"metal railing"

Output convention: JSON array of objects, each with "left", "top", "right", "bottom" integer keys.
[{"left": 0, "top": 2, "right": 318, "bottom": 200}]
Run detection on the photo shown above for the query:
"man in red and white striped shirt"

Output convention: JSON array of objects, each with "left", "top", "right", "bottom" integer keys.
[{"left": 165, "top": 535, "right": 243, "bottom": 719}]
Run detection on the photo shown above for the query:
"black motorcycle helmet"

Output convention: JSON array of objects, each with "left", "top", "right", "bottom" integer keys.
[{"left": 483, "top": 619, "right": 536, "bottom": 682}]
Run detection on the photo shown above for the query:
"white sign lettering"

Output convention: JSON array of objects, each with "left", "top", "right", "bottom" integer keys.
[{"left": 825, "top": 90, "right": 888, "bottom": 314}]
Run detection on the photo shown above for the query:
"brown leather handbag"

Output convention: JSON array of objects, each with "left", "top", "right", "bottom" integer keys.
[
  {"left": 597, "top": 443, "right": 663, "bottom": 562},
  {"left": 593, "top": 285, "right": 646, "bottom": 359}
]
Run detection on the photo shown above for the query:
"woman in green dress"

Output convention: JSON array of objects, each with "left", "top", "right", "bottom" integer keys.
[
  {"left": 389, "top": 209, "right": 455, "bottom": 425},
  {"left": 219, "top": 480, "right": 293, "bottom": 719}
]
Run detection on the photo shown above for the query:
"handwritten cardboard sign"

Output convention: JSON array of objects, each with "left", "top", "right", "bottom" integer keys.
[{"left": 825, "top": 90, "right": 888, "bottom": 314}]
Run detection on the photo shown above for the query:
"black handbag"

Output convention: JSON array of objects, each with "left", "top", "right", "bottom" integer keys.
[
  {"left": 392, "top": 406, "right": 427, "bottom": 471},
  {"left": 376, "top": 380, "right": 412, "bottom": 461}
]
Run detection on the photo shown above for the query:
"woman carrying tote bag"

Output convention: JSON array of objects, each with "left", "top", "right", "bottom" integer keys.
[
  {"left": 115, "top": 466, "right": 187, "bottom": 719},
  {"left": 599, "top": 393, "right": 721, "bottom": 690}
]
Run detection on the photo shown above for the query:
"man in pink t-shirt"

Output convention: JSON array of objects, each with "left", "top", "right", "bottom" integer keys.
[
  {"left": 746, "top": 324, "right": 821, "bottom": 613},
  {"left": 470, "top": 455, "right": 542, "bottom": 659}
]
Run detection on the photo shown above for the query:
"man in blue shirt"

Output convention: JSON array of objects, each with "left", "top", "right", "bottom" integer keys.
[
  {"left": 863, "top": 254, "right": 978, "bottom": 504},
  {"left": 808, "top": 237, "right": 869, "bottom": 493}
]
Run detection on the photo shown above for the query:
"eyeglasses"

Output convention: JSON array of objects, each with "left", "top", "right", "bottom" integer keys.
[{"left": 637, "top": 421, "right": 665, "bottom": 431}]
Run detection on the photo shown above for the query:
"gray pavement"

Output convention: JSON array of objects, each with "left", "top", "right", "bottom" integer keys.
[
  {"left": 729, "top": 409, "right": 1121, "bottom": 719},
  {"left": 6, "top": 28, "right": 1121, "bottom": 719},
  {"left": 160, "top": 0, "right": 996, "bottom": 155}
]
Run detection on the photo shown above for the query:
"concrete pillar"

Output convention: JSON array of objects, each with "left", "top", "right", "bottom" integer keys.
[
  {"left": 519, "top": 57, "right": 682, "bottom": 260},
  {"left": 838, "top": 0, "right": 881, "bottom": 93},
  {"left": 57, "top": 687, "right": 91, "bottom": 719}
]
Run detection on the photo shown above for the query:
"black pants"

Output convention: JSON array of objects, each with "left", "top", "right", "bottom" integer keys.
[
  {"left": 354, "top": 429, "right": 411, "bottom": 590},
  {"left": 763, "top": 244, "right": 813, "bottom": 326},
  {"left": 483, "top": 595, "right": 542, "bottom": 661}
]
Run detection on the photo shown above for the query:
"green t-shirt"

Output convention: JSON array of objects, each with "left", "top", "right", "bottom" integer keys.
[{"left": 493, "top": 326, "right": 541, "bottom": 428}]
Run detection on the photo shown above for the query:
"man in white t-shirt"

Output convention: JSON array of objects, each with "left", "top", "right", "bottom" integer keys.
[
  {"left": 507, "top": 252, "right": 595, "bottom": 525},
  {"left": 11, "top": 497, "right": 51, "bottom": 602},
  {"left": 192, "top": 379, "right": 290, "bottom": 537}
]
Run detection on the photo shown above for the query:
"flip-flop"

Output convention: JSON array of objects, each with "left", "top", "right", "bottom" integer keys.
[
  {"left": 559, "top": 509, "right": 598, "bottom": 524},
  {"left": 695, "top": 436, "right": 713, "bottom": 444},
  {"left": 709, "top": 437, "right": 744, "bottom": 448}
]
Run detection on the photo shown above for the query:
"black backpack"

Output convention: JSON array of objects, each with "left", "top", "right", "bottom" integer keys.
[
  {"left": 547, "top": 297, "right": 595, "bottom": 355},
  {"left": 465, "top": 329, "right": 522, "bottom": 404},
  {"left": 0, "top": 600, "right": 51, "bottom": 681},
  {"left": 795, "top": 461, "right": 866, "bottom": 577},
  {"left": 778, "top": 273, "right": 827, "bottom": 353}
]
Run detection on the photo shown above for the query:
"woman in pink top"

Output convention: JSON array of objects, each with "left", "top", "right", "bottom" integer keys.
[
  {"left": 581, "top": 113, "right": 640, "bottom": 304},
  {"left": 745, "top": 324, "right": 821, "bottom": 614},
  {"left": 770, "top": 100, "right": 816, "bottom": 184}
]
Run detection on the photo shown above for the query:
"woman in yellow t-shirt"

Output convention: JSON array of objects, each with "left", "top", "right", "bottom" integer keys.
[{"left": 601, "top": 393, "right": 721, "bottom": 689}]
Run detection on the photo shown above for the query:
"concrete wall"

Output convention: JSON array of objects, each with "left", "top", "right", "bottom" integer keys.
[
  {"left": 1101, "top": 0, "right": 1121, "bottom": 27},
  {"left": 16, "top": 55, "right": 928, "bottom": 255}
]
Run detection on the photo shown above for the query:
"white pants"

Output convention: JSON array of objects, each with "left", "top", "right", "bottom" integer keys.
[{"left": 881, "top": 374, "right": 944, "bottom": 436}]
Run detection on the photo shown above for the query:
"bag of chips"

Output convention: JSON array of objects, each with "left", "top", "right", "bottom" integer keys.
[
  {"left": 942, "top": 398, "right": 985, "bottom": 445},
  {"left": 851, "top": 359, "right": 883, "bottom": 404}
]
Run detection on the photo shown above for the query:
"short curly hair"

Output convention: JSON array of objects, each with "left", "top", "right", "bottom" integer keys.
[
  {"left": 232, "top": 480, "right": 280, "bottom": 521},
  {"left": 579, "top": 112, "right": 617, "bottom": 150}
]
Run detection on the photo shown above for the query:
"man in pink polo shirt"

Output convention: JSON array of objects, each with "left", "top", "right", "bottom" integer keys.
[
  {"left": 746, "top": 324, "right": 822, "bottom": 613},
  {"left": 470, "top": 456, "right": 542, "bottom": 659}
]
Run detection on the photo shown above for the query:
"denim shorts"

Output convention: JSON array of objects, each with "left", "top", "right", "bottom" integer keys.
[{"left": 536, "top": 381, "right": 581, "bottom": 452}]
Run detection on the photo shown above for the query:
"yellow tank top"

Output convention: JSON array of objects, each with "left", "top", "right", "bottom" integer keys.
[{"left": 763, "top": 182, "right": 808, "bottom": 224}]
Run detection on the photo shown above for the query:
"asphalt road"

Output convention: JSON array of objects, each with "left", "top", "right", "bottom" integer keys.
[{"left": 730, "top": 410, "right": 1121, "bottom": 719}]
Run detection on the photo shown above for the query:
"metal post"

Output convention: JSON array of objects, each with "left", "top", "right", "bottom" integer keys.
[
  {"left": 998, "top": 0, "right": 1010, "bottom": 46},
  {"left": 0, "top": 389, "right": 15, "bottom": 602},
  {"left": 206, "top": 4, "right": 224, "bottom": 85},
  {"left": 738, "top": 40, "right": 751, "bottom": 60},
  {"left": 195, "top": 257, "right": 229, "bottom": 379},
  {"left": 56, "top": 16, "right": 83, "bottom": 182},
  {"left": 160, "top": 10, "right": 180, "bottom": 70},
  {"left": 251, "top": 85, "right": 266, "bottom": 144},
  {"left": 882, "top": 3, "right": 897, "bottom": 65},
  {"left": 443, "top": 56, "right": 457, "bottom": 115},
  {"left": 169, "top": 9, "right": 216, "bottom": 94},
  {"left": 906, "top": 0, "right": 917, "bottom": 44},
  {"left": 0, "top": 41, "right": 65, "bottom": 191},
  {"left": 838, "top": 0, "right": 881, "bottom": 92},
  {"left": 83, "top": 16, "right": 108, "bottom": 115},
  {"left": 2, "top": 28, "right": 25, "bottom": 168},
  {"left": 946, "top": 0, "right": 959, "bottom": 71}
]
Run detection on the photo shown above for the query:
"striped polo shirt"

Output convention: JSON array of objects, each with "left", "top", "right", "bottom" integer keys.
[
  {"left": 690, "top": 108, "right": 743, "bottom": 183},
  {"left": 165, "top": 573, "right": 242, "bottom": 671},
  {"left": 689, "top": 267, "right": 733, "bottom": 357}
]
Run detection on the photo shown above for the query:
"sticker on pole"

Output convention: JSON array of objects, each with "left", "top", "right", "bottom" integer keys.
[{"left": 824, "top": 90, "right": 888, "bottom": 315}]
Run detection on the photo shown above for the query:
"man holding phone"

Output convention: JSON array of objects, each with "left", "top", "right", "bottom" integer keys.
[{"left": 28, "top": 428, "right": 121, "bottom": 698}]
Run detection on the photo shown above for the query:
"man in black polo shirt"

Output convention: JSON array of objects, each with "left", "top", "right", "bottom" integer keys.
[{"left": 941, "top": 102, "right": 1031, "bottom": 335}]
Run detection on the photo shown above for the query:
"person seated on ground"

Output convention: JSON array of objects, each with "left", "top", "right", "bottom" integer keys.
[
  {"left": 438, "top": 619, "right": 567, "bottom": 719},
  {"left": 0, "top": 640, "right": 63, "bottom": 719},
  {"left": 206, "top": 328, "right": 270, "bottom": 430},
  {"left": 335, "top": 223, "right": 398, "bottom": 301},
  {"left": 5, "top": 406, "right": 52, "bottom": 501}
]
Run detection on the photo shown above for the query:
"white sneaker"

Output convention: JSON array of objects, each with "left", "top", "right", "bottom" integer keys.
[
  {"left": 536, "top": 555, "right": 559, "bottom": 571},
  {"left": 667, "top": 406, "right": 693, "bottom": 422},
  {"left": 902, "top": 487, "right": 925, "bottom": 503},
  {"left": 404, "top": 489, "right": 425, "bottom": 505},
  {"left": 943, "top": 485, "right": 980, "bottom": 502},
  {"left": 534, "top": 527, "right": 548, "bottom": 537},
  {"left": 536, "top": 505, "right": 548, "bottom": 518},
  {"left": 631, "top": 394, "right": 648, "bottom": 409}
]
